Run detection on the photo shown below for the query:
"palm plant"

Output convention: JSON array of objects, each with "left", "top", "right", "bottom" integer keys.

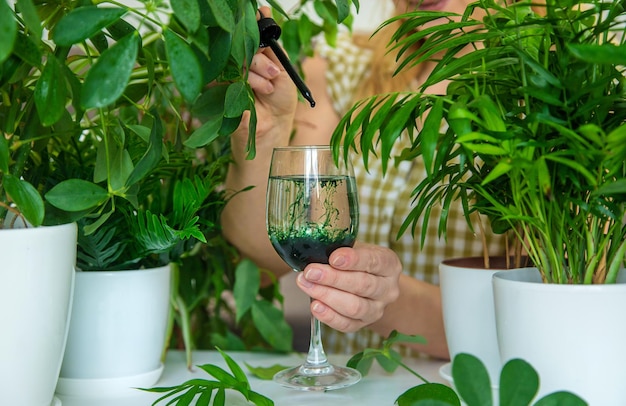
[{"left": 332, "top": 0, "right": 626, "bottom": 284}]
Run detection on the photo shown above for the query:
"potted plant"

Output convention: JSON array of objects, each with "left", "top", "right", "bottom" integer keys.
[
  {"left": 0, "top": 219, "right": 76, "bottom": 406},
  {"left": 331, "top": 0, "right": 626, "bottom": 402},
  {"left": 2, "top": 0, "right": 353, "bottom": 401},
  {"left": 1, "top": 1, "right": 80, "bottom": 405}
]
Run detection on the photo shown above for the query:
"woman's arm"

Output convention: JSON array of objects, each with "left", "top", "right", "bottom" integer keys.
[
  {"left": 221, "top": 43, "right": 339, "bottom": 277},
  {"left": 221, "top": 45, "right": 297, "bottom": 276}
]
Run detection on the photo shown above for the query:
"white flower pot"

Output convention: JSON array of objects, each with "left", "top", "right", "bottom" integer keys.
[
  {"left": 56, "top": 264, "right": 171, "bottom": 397},
  {"left": 493, "top": 267, "right": 626, "bottom": 405},
  {"left": 0, "top": 222, "right": 77, "bottom": 406},
  {"left": 440, "top": 256, "right": 529, "bottom": 387}
]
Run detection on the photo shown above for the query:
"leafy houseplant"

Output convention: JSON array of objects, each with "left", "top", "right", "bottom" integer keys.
[
  {"left": 1, "top": 0, "right": 357, "bottom": 372},
  {"left": 142, "top": 332, "right": 587, "bottom": 406},
  {"left": 331, "top": 0, "right": 626, "bottom": 402},
  {"left": 332, "top": 0, "right": 626, "bottom": 285},
  {"left": 0, "top": 0, "right": 358, "bottom": 226},
  {"left": 347, "top": 333, "right": 586, "bottom": 406}
]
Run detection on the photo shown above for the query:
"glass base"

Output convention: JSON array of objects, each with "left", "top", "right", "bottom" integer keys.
[{"left": 273, "top": 363, "right": 361, "bottom": 391}]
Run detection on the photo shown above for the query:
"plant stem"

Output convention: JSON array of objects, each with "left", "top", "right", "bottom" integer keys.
[{"left": 395, "top": 359, "right": 431, "bottom": 384}]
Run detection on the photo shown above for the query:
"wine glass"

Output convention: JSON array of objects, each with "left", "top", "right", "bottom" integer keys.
[{"left": 266, "top": 145, "right": 361, "bottom": 391}]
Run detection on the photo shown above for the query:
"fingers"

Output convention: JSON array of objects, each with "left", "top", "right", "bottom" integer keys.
[
  {"left": 330, "top": 243, "right": 402, "bottom": 277},
  {"left": 248, "top": 51, "right": 282, "bottom": 95},
  {"left": 257, "top": 5, "right": 271, "bottom": 20},
  {"left": 311, "top": 295, "right": 383, "bottom": 333},
  {"left": 295, "top": 244, "right": 402, "bottom": 332},
  {"left": 296, "top": 270, "right": 385, "bottom": 332}
]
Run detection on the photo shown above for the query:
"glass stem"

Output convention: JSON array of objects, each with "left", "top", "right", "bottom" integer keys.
[{"left": 305, "top": 299, "right": 330, "bottom": 367}]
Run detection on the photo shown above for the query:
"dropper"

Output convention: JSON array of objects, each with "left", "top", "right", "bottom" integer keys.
[{"left": 257, "top": 10, "right": 316, "bottom": 108}]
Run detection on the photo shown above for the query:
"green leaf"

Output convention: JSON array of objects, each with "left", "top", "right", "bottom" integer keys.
[
  {"left": 375, "top": 350, "right": 401, "bottom": 373},
  {"left": 246, "top": 390, "right": 274, "bottom": 406},
  {"left": 607, "top": 124, "right": 626, "bottom": 146},
  {"left": 230, "top": 9, "right": 252, "bottom": 68},
  {"left": 481, "top": 160, "right": 512, "bottom": 185},
  {"left": 16, "top": 0, "right": 42, "bottom": 40},
  {"left": 0, "top": 134, "right": 9, "bottom": 173},
  {"left": 233, "top": 258, "right": 260, "bottom": 323},
  {"left": 34, "top": 55, "right": 67, "bottom": 126},
  {"left": 498, "top": 359, "right": 539, "bottom": 406},
  {"left": 96, "top": 140, "right": 133, "bottom": 190},
  {"left": 219, "top": 115, "right": 242, "bottom": 136},
  {"left": 133, "top": 211, "right": 177, "bottom": 253},
  {"left": 205, "top": 28, "right": 232, "bottom": 83},
  {"left": 535, "top": 157, "right": 551, "bottom": 197},
  {"left": 185, "top": 116, "right": 222, "bottom": 148},
  {"left": 544, "top": 154, "right": 597, "bottom": 187},
  {"left": 53, "top": 6, "right": 127, "bottom": 46},
  {"left": 313, "top": 1, "right": 338, "bottom": 27},
  {"left": 224, "top": 81, "right": 249, "bottom": 118},
  {"left": 45, "top": 179, "right": 109, "bottom": 212},
  {"left": 187, "top": 85, "right": 229, "bottom": 147},
  {"left": 105, "top": 18, "right": 136, "bottom": 41},
  {"left": 164, "top": 29, "right": 203, "bottom": 103},
  {"left": 534, "top": 391, "right": 588, "bottom": 406},
  {"left": 209, "top": 331, "right": 246, "bottom": 351},
  {"left": 420, "top": 97, "right": 443, "bottom": 175},
  {"left": 0, "top": 0, "right": 18, "bottom": 63},
  {"left": 346, "top": 351, "right": 375, "bottom": 375},
  {"left": 196, "top": 364, "right": 239, "bottom": 387},
  {"left": 81, "top": 32, "right": 139, "bottom": 109},
  {"left": 595, "top": 179, "right": 626, "bottom": 196},
  {"left": 192, "top": 84, "right": 228, "bottom": 121},
  {"left": 568, "top": 43, "right": 626, "bottom": 65},
  {"left": 245, "top": 363, "right": 290, "bottom": 380},
  {"left": 90, "top": 30, "right": 109, "bottom": 53},
  {"left": 381, "top": 95, "right": 421, "bottom": 174},
  {"left": 3, "top": 174, "right": 44, "bottom": 226},
  {"left": 452, "top": 353, "right": 493, "bottom": 406},
  {"left": 473, "top": 95, "right": 506, "bottom": 132},
  {"left": 13, "top": 32, "right": 42, "bottom": 67},
  {"left": 240, "top": 1, "right": 260, "bottom": 67},
  {"left": 386, "top": 332, "right": 428, "bottom": 346},
  {"left": 335, "top": 0, "right": 352, "bottom": 23},
  {"left": 456, "top": 142, "right": 507, "bottom": 155},
  {"left": 251, "top": 300, "right": 293, "bottom": 352},
  {"left": 125, "top": 124, "right": 151, "bottom": 142},
  {"left": 214, "top": 387, "right": 226, "bottom": 406},
  {"left": 216, "top": 348, "right": 248, "bottom": 385},
  {"left": 125, "top": 110, "right": 163, "bottom": 187},
  {"left": 396, "top": 383, "right": 461, "bottom": 406},
  {"left": 281, "top": 19, "right": 301, "bottom": 63},
  {"left": 207, "top": 0, "right": 235, "bottom": 33},
  {"left": 196, "top": 389, "right": 214, "bottom": 406},
  {"left": 176, "top": 385, "right": 199, "bottom": 406},
  {"left": 170, "top": 0, "right": 201, "bottom": 32},
  {"left": 296, "top": 14, "right": 314, "bottom": 56}
]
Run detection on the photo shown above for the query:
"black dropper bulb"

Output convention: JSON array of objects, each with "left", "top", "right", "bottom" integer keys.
[{"left": 257, "top": 10, "right": 316, "bottom": 108}]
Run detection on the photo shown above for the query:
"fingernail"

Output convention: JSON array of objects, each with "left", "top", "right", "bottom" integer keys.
[
  {"left": 268, "top": 63, "right": 280, "bottom": 77},
  {"left": 331, "top": 255, "right": 346, "bottom": 267},
  {"left": 312, "top": 302, "right": 327, "bottom": 314},
  {"left": 305, "top": 268, "right": 322, "bottom": 282},
  {"left": 298, "top": 273, "right": 313, "bottom": 289}
]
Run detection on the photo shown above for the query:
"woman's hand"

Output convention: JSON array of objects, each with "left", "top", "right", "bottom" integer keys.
[
  {"left": 296, "top": 242, "right": 402, "bottom": 332},
  {"left": 233, "top": 7, "right": 298, "bottom": 144}
]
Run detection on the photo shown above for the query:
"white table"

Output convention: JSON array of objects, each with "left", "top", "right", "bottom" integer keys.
[{"left": 56, "top": 350, "right": 448, "bottom": 406}]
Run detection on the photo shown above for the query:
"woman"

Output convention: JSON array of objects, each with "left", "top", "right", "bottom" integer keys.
[{"left": 221, "top": 0, "right": 506, "bottom": 359}]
